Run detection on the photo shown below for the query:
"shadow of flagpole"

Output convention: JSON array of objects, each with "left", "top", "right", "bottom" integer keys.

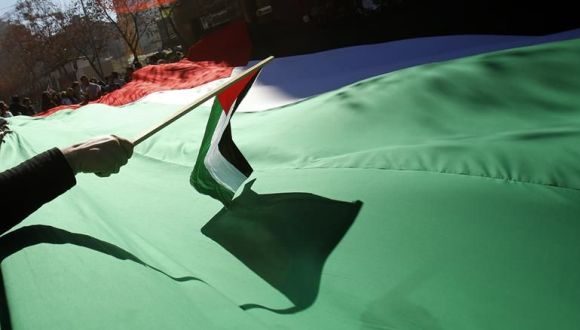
[{"left": 0, "top": 224, "right": 206, "bottom": 328}]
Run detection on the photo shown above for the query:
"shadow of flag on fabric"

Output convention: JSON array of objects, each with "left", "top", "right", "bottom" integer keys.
[
  {"left": 202, "top": 180, "right": 363, "bottom": 313},
  {"left": 190, "top": 69, "right": 261, "bottom": 205}
]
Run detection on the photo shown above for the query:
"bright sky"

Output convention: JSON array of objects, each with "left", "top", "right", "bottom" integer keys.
[
  {"left": 0, "top": 0, "right": 74, "bottom": 18},
  {"left": 0, "top": 0, "right": 17, "bottom": 17}
]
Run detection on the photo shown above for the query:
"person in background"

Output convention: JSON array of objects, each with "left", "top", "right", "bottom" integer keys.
[
  {"left": 9, "top": 95, "right": 27, "bottom": 116},
  {"left": 66, "top": 87, "right": 79, "bottom": 104},
  {"left": 41, "top": 91, "right": 57, "bottom": 112},
  {"left": 124, "top": 66, "right": 135, "bottom": 83},
  {"left": 0, "top": 101, "right": 13, "bottom": 118},
  {"left": 111, "top": 71, "right": 124, "bottom": 88},
  {"left": 51, "top": 91, "right": 62, "bottom": 108},
  {"left": 80, "top": 75, "right": 102, "bottom": 102},
  {"left": 60, "top": 91, "right": 72, "bottom": 105},
  {"left": 175, "top": 51, "right": 184, "bottom": 61},
  {"left": 22, "top": 97, "right": 35, "bottom": 115},
  {"left": 133, "top": 59, "right": 143, "bottom": 70},
  {"left": 71, "top": 81, "right": 82, "bottom": 103},
  {"left": 0, "top": 134, "right": 134, "bottom": 234}
]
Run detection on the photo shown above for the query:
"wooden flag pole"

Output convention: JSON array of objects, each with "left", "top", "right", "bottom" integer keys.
[{"left": 132, "top": 56, "right": 275, "bottom": 146}]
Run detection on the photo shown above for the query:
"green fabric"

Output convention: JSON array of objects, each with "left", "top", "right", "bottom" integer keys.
[
  {"left": 2, "top": 37, "right": 580, "bottom": 329},
  {"left": 190, "top": 98, "right": 234, "bottom": 205}
]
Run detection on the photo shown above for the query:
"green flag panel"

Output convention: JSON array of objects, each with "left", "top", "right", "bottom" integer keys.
[{"left": 2, "top": 38, "right": 580, "bottom": 329}]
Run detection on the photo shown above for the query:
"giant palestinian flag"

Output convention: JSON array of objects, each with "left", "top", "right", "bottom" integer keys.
[
  {"left": 2, "top": 25, "right": 580, "bottom": 329},
  {"left": 191, "top": 70, "right": 260, "bottom": 205}
]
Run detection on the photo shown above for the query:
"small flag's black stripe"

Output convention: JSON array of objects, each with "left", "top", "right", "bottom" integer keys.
[
  {"left": 216, "top": 69, "right": 261, "bottom": 177},
  {"left": 218, "top": 124, "right": 253, "bottom": 177}
]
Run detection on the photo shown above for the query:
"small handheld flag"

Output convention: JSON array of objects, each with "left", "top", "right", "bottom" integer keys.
[
  {"left": 132, "top": 57, "right": 273, "bottom": 204},
  {"left": 190, "top": 67, "right": 261, "bottom": 205}
]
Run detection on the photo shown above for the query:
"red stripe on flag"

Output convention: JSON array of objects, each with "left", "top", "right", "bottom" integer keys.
[
  {"left": 99, "top": 61, "right": 234, "bottom": 107},
  {"left": 217, "top": 71, "right": 258, "bottom": 115},
  {"left": 36, "top": 20, "right": 251, "bottom": 116}
]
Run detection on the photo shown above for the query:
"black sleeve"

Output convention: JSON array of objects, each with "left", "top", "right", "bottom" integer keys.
[{"left": 0, "top": 148, "right": 76, "bottom": 234}]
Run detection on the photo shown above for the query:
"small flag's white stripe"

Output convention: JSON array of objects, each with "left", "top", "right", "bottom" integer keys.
[
  {"left": 204, "top": 109, "right": 247, "bottom": 193},
  {"left": 205, "top": 150, "right": 248, "bottom": 193},
  {"left": 208, "top": 105, "right": 231, "bottom": 147}
]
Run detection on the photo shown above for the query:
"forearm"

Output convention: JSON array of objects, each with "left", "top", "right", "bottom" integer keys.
[{"left": 0, "top": 148, "right": 76, "bottom": 234}]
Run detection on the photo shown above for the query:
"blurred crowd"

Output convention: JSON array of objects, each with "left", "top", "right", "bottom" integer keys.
[
  {"left": 0, "top": 47, "right": 185, "bottom": 118},
  {"left": 1, "top": 67, "right": 135, "bottom": 118}
]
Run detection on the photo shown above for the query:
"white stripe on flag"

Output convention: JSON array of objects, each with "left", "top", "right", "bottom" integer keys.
[
  {"left": 88, "top": 30, "right": 580, "bottom": 114},
  {"left": 204, "top": 109, "right": 247, "bottom": 193}
]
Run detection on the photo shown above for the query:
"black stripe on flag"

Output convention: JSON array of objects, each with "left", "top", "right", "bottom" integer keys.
[{"left": 217, "top": 71, "right": 260, "bottom": 177}]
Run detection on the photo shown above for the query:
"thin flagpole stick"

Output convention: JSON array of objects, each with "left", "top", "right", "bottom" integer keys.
[{"left": 132, "top": 56, "right": 275, "bottom": 146}]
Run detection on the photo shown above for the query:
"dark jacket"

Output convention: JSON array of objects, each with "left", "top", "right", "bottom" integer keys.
[{"left": 0, "top": 148, "right": 76, "bottom": 234}]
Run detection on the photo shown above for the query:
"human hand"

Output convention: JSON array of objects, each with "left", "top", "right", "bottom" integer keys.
[{"left": 61, "top": 135, "right": 133, "bottom": 177}]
